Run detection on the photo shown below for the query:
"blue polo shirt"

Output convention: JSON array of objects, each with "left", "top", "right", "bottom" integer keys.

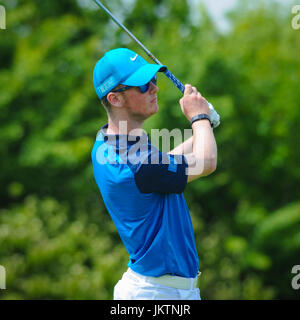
[{"left": 91, "top": 124, "right": 199, "bottom": 278}]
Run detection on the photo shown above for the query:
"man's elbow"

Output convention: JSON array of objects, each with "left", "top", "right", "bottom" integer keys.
[
  {"left": 186, "top": 155, "right": 217, "bottom": 183},
  {"left": 204, "top": 157, "right": 217, "bottom": 175},
  {"left": 210, "top": 156, "right": 217, "bottom": 172}
]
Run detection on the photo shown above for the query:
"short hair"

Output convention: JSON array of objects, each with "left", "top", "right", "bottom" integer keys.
[
  {"left": 100, "top": 84, "right": 124, "bottom": 114},
  {"left": 101, "top": 96, "right": 111, "bottom": 113}
]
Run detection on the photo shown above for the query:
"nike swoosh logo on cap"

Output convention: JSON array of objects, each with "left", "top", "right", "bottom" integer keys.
[{"left": 130, "top": 54, "right": 138, "bottom": 61}]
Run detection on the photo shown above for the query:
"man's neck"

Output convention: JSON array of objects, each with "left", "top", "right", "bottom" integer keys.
[{"left": 107, "top": 118, "right": 145, "bottom": 136}]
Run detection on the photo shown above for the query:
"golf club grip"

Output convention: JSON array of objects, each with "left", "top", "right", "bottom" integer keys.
[
  {"left": 163, "top": 70, "right": 185, "bottom": 94},
  {"left": 164, "top": 70, "right": 215, "bottom": 117}
]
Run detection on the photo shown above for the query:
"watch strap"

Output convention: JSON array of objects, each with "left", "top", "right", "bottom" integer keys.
[{"left": 190, "top": 114, "right": 213, "bottom": 127}]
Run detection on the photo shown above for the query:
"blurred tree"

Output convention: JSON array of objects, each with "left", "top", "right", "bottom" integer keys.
[{"left": 0, "top": 196, "right": 128, "bottom": 299}]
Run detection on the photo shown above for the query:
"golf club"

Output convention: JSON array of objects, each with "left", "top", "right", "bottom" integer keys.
[
  {"left": 92, "top": 0, "right": 185, "bottom": 93},
  {"left": 92, "top": 0, "right": 220, "bottom": 129}
]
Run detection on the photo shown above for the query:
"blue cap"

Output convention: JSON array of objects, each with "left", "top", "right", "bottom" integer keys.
[{"left": 93, "top": 48, "right": 167, "bottom": 99}]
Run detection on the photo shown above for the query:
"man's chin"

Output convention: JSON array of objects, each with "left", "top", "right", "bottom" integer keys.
[
  {"left": 150, "top": 103, "right": 159, "bottom": 115},
  {"left": 140, "top": 103, "right": 159, "bottom": 120}
]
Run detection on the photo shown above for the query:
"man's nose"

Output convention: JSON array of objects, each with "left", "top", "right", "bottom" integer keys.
[{"left": 149, "top": 80, "right": 158, "bottom": 94}]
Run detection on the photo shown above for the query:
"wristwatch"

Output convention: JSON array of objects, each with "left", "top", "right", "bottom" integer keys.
[{"left": 190, "top": 114, "right": 213, "bottom": 127}]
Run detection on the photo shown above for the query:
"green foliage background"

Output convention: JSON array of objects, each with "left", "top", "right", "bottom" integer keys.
[{"left": 0, "top": 0, "right": 299, "bottom": 299}]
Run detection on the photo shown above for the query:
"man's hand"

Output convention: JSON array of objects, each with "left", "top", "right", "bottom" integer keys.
[{"left": 179, "top": 84, "right": 210, "bottom": 121}]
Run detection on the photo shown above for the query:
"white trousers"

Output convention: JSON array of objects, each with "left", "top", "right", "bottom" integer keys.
[{"left": 114, "top": 268, "right": 201, "bottom": 300}]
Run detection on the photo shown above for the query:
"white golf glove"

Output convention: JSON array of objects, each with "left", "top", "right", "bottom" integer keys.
[{"left": 208, "top": 102, "right": 220, "bottom": 128}]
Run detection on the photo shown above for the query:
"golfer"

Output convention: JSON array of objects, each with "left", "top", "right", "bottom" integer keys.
[{"left": 91, "top": 48, "right": 218, "bottom": 300}]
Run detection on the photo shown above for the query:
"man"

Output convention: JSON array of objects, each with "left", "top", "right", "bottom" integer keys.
[{"left": 91, "top": 48, "right": 218, "bottom": 300}]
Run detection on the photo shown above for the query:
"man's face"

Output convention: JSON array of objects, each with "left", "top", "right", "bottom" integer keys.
[{"left": 121, "top": 80, "right": 159, "bottom": 121}]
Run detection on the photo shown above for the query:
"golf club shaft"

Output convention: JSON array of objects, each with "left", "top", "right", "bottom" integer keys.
[{"left": 93, "top": 0, "right": 185, "bottom": 93}]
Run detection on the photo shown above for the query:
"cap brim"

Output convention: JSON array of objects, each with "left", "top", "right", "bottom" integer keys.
[{"left": 121, "top": 64, "right": 167, "bottom": 86}]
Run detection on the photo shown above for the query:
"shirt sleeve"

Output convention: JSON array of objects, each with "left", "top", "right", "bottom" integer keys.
[{"left": 133, "top": 146, "right": 188, "bottom": 194}]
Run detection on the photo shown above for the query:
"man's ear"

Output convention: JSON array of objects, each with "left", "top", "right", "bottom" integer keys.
[{"left": 106, "top": 92, "right": 124, "bottom": 108}]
